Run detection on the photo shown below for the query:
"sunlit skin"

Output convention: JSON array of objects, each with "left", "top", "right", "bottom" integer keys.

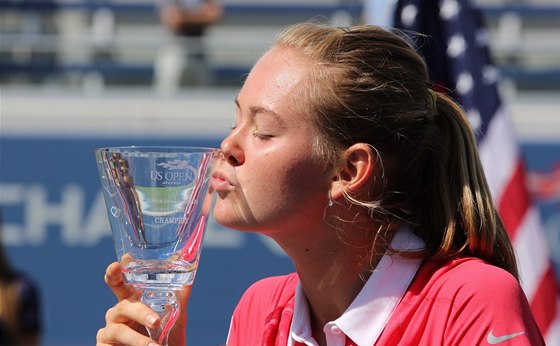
[
  {"left": 97, "top": 46, "right": 383, "bottom": 346},
  {"left": 212, "top": 46, "right": 333, "bottom": 237}
]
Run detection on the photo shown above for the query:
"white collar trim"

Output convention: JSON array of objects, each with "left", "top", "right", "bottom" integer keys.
[{"left": 290, "top": 226, "right": 425, "bottom": 346}]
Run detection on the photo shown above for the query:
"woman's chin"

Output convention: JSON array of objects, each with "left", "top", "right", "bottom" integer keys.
[{"left": 213, "top": 204, "right": 254, "bottom": 231}]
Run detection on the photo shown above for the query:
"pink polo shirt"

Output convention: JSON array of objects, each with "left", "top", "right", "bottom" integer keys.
[{"left": 226, "top": 234, "right": 543, "bottom": 345}]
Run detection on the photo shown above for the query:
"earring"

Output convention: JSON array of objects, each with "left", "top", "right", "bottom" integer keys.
[{"left": 328, "top": 191, "right": 334, "bottom": 207}]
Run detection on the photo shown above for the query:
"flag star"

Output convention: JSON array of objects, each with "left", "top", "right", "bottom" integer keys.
[
  {"left": 456, "top": 72, "right": 474, "bottom": 94},
  {"left": 467, "top": 109, "right": 482, "bottom": 131},
  {"left": 476, "top": 28, "right": 490, "bottom": 48},
  {"left": 440, "top": 0, "right": 461, "bottom": 20},
  {"left": 447, "top": 34, "right": 466, "bottom": 58},
  {"left": 482, "top": 65, "right": 500, "bottom": 85},
  {"left": 401, "top": 5, "right": 418, "bottom": 27}
]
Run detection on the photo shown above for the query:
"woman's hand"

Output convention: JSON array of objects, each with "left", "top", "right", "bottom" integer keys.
[{"left": 96, "top": 262, "right": 191, "bottom": 346}]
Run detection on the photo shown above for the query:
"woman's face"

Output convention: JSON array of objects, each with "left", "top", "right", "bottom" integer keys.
[{"left": 211, "top": 46, "right": 334, "bottom": 236}]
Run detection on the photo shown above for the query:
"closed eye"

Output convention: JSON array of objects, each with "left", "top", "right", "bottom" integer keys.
[{"left": 253, "top": 131, "right": 273, "bottom": 140}]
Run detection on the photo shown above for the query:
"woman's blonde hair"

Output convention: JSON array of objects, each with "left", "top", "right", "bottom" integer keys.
[{"left": 275, "top": 22, "right": 518, "bottom": 279}]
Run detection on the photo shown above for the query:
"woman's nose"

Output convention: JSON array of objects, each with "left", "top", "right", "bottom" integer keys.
[{"left": 220, "top": 132, "right": 244, "bottom": 166}]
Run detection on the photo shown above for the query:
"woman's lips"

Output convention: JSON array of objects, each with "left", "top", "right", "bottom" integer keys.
[{"left": 210, "top": 172, "right": 236, "bottom": 192}]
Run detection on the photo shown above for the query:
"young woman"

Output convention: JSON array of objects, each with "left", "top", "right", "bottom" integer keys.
[{"left": 96, "top": 23, "right": 544, "bottom": 346}]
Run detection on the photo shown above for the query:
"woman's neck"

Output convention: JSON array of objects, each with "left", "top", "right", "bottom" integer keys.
[
  {"left": 275, "top": 222, "right": 390, "bottom": 337},
  {"left": 296, "top": 245, "right": 377, "bottom": 327}
]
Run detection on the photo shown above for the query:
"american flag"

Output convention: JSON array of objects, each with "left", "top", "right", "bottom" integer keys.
[{"left": 382, "top": 0, "right": 560, "bottom": 343}]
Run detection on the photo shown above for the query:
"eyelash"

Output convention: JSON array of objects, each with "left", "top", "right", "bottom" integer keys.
[
  {"left": 253, "top": 131, "right": 273, "bottom": 141},
  {"left": 228, "top": 125, "right": 272, "bottom": 141},
  {"left": 229, "top": 117, "right": 273, "bottom": 141}
]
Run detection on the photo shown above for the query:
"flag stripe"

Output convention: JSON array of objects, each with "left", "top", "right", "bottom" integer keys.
[
  {"left": 477, "top": 107, "right": 517, "bottom": 200},
  {"left": 513, "top": 207, "right": 549, "bottom": 299},
  {"left": 546, "top": 302, "right": 560, "bottom": 346},
  {"left": 512, "top": 206, "right": 558, "bottom": 337},
  {"left": 498, "top": 160, "right": 530, "bottom": 239},
  {"left": 530, "top": 265, "right": 558, "bottom": 336}
]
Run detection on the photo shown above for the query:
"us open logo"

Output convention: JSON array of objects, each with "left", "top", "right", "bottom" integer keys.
[{"left": 150, "top": 159, "right": 197, "bottom": 186}]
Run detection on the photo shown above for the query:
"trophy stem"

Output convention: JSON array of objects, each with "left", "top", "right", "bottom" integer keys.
[{"left": 141, "top": 290, "right": 180, "bottom": 346}]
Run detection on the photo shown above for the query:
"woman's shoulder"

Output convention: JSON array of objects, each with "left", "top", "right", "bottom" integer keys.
[
  {"left": 424, "top": 257, "right": 518, "bottom": 288},
  {"left": 385, "top": 258, "right": 543, "bottom": 345},
  {"left": 228, "top": 273, "right": 298, "bottom": 339},
  {"left": 227, "top": 273, "right": 299, "bottom": 345},
  {"left": 415, "top": 257, "right": 526, "bottom": 306}
]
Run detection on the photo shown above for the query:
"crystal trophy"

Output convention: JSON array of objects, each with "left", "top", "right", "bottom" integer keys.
[{"left": 95, "top": 146, "right": 217, "bottom": 345}]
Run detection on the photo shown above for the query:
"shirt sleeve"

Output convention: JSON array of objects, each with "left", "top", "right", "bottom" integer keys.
[
  {"left": 441, "top": 261, "right": 544, "bottom": 345},
  {"left": 226, "top": 274, "right": 298, "bottom": 346},
  {"left": 226, "top": 279, "right": 266, "bottom": 346}
]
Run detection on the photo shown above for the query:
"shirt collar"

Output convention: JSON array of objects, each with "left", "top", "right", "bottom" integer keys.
[{"left": 290, "top": 226, "right": 425, "bottom": 346}]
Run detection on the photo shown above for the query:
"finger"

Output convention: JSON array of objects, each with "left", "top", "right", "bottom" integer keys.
[
  {"left": 106, "top": 299, "right": 160, "bottom": 328},
  {"left": 97, "top": 323, "right": 159, "bottom": 346},
  {"left": 104, "top": 262, "right": 139, "bottom": 301}
]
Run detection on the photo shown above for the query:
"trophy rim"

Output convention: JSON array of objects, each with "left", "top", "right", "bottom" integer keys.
[{"left": 95, "top": 146, "right": 219, "bottom": 153}]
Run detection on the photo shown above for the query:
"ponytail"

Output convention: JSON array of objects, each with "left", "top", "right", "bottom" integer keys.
[{"left": 418, "top": 92, "right": 518, "bottom": 279}]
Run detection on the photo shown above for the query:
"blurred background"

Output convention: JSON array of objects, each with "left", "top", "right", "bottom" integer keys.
[{"left": 0, "top": 0, "right": 559, "bottom": 345}]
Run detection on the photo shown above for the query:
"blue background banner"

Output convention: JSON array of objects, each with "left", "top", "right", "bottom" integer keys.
[{"left": 1, "top": 136, "right": 559, "bottom": 345}]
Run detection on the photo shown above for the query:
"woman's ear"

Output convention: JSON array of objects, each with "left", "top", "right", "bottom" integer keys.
[{"left": 330, "top": 143, "right": 376, "bottom": 199}]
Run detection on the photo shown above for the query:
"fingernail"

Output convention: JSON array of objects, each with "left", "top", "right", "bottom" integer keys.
[{"left": 146, "top": 314, "right": 158, "bottom": 326}]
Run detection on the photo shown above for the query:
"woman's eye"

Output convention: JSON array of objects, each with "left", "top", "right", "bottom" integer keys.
[{"left": 253, "top": 131, "right": 273, "bottom": 140}]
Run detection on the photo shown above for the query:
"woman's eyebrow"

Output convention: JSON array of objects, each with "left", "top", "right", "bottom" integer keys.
[
  {"left": 234, "top": 97, "right": 284, "bottom": 124},
  {"left": 250, "top": 106, "right": 281, "bottom": 120}
]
